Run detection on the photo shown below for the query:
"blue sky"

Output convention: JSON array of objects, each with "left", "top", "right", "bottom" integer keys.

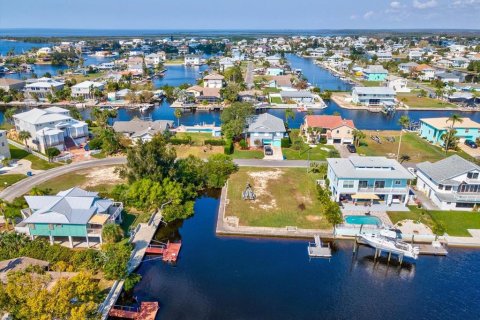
[{"left": 0, "top": 0, "right": 479, "bottom": 29}]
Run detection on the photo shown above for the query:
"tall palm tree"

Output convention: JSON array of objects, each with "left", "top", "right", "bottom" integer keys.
[
  {"left": 284, "top": 109, "right": 295, "bottom": 127},
  {"left": 18, "top": 130, "right": 31, "bottom": 146},
  {"left": 174, "top": 109, "right": 182, "bottom": 127},
  {"left": 396, "top": 115, "right": 410, "bottom": 161},
  {"left": 445, "top": 114, "right": 463, "bottom": 154}
]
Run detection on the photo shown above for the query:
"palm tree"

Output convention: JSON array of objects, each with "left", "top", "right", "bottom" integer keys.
[
  {"left": 3, "top": 107, "right": 17, "bottom": 124},
  {"left": 399, "top": 154, "right": 411, "bottom": 164},
  {"left": 445, "top": 114, "right": 463, "bottom": 154},
  {"left": 174, "top": 109, "right": 182, "bottom": 127},
  {"left": 352, "top": 129, "right": 366, "bottom": 147},
  {"left": 396, "top": 115, "right": 410, "bottom": 161},
  {"left": 284, "top": 108, "right": 295, "bottom": 127},
  {"left": 102, "top": 223, "right": 124, "bottom": 243},
  {"left": 18, "top": 130, "right": 31, "bottom": 146}
]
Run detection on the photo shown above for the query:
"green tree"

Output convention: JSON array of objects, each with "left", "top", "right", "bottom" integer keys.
[
  {"left": 45, "top": 147, "right": 60, "bottom": 161},
  {"left": 3, "top": 107, "right": 17, "bottom": 124},
  {"left": 399, "top": 154, "right": 411, "bottom": 164},
  {"left": 444, "top": 114, "right": 463, "bottom": 154},
  {"left": 174, "top": 108, "right": 182, "bottom": 126},
  {"left": 220, "top": 102, "right": 254, "bottom": 140},
  {"left": 284, "top": 108, "right": 295, "bottom": 127},
  {"left": 68, "top": 106, "right": 83, "bottom": 121},
  {"left": 204, "top": 154, "right": 238, "bottom": 188},
  {"left": 102, "top": 223, "right": 124, "bottom": 243},
  {"left": 352, "top": 129, "right": 366, "bottom": 147},
  {"left": 18, "top": 130, "right": 31, "bottom": 146},
  {"left": 102, "top": 241, "right": 132, "bottom": 280}
]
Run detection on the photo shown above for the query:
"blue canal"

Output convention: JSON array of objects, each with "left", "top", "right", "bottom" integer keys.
[{"left": 134, "top": 194, "right": 480, "bottom": 320}]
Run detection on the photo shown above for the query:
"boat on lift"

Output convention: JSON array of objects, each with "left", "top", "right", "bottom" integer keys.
[{"left": 359, "top": 232, "right": 420, "bottom": 260}]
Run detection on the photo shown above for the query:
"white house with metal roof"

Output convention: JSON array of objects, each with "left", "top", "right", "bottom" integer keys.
[
  {"left": 246, "top": 113, "right": 287, "bottom": 147},
  {"left": 71, "top": 80, "right": 105, "bottom": 100},
  {"left": 416, "top": 155, "right": 480, "bottom": 210},
  {"left": 327, "top": 156, "right": 413, "bottom": 205},
  {"left": 17, "top": 187, "right": 123, "bottom": 248},
  {"left": 351, "top": 86, "right": 396, "bottom": 107},
  {"left": 13, "top": 107, "right": 88, "bottom": 153},
  {"left": 24, "top": 77, "right": 64, "bottom": 101}
]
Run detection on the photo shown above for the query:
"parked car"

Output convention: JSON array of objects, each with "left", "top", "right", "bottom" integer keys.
[
  {"left": 346, "top": 144, "right": 357, "bottom": 153},
  {"left": 264, "top": 145, "right": 273, "bottom": 156},
  {"left": 464, "top": 139, "right": 478, "bottom": 149}
]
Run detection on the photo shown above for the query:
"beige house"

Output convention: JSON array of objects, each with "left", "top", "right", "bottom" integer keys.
[{"left": 303, "top": 115, "right": 355, "bottom": 144}]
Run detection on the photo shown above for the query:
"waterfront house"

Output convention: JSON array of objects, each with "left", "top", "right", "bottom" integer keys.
[
  {"left": 0, "top": 130, "right": 10, "bottom": 160},
  {"left": 145, "top": 52, "right": 165, "bottom": 66},
  {"left": 266, "top": 68, "right": 284, "bottom": 76},
  {"left": 436, "top": 72, "right": 462, "bottom": 83},
  {"left": 414, "top": 64, "right": 436, "bottom": 81},
  {"left": 24, "top": 77, "right": 64, "bottom": 102},
  {"left": 327, "top": 156, "right": 413, "bottom": 205},
  {"left": 0, "top": 78, "right": 25, "bottom": 92},
  {"left": 13, "top": 107, "right": 88, "bottom": 153},
  {"left": 351, "top": 87, "right": 396, "bottom": 107},
  {"left": 186, "top": 85, "right": 222, "bottom": 103},
  {"left": 203, "top": 74, "right": 225, "bottom": 89},
  {"left": 238, "top": 90, "right": 264, "bottom": 103},
  {"left": 113, "top": 119, "right": 174, "bottom": 143},
  {"left": 265, "top": 54, "right": 282, "bottom": 66},
  {"left": 303, "top": 115, "right": 355, "bottom": 144},
  {"left": 398, "top": 62, "right": 419, "bottom": 73},
  {"left": 71, "top": 81, "right": 104, "bottom": 100},
  {"left": 219, "top": 57, "right": 235, "bottom": 70},
  {"left": 184, "top": 54, "right": 201, "bottom": 66},
  {"left": 17, "top": 187, "right": 123, "bottom": 247},
  {"left": 419, "top": 117, "right": 480, "bottom": 145},
  {"left": 408, "top": 50, "right": 423, "bottom": 61},
  {"left": 416, "top": 155, "right": 480, "bottom": 210},
  {"left": 362, "top": 65, "right": 388, "bottom": 81},
  {"left": 246, "top": 113, "right": 286, "bottom": 147},
  {"left": 279, "top": 90, "right": 314, "bottom": 104},
  {"left": 386, "top": 76, "right": 410, "bottom": 93}
]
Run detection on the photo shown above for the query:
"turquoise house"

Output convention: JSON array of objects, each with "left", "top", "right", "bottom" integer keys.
[
  {"left": 19, "top": 187, "right": 123, "bottom": 247},
  {"left": 419, "top": 117, "right": 480, "bottom": 145},
  {"left": 363, "top": 65, "right": 388, "bottom": 81}
]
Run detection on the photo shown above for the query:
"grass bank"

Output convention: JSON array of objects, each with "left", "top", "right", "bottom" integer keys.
[{"left": 9, "top": 145, "right": 61, "bottom": 170}]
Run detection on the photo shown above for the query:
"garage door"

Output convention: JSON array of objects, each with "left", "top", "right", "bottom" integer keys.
[
  {"left": 333, "top": 139, "right": 342, "bottom": 144},
  {"left": 263, "top": 139, "right": 272, "bottom": 145}
]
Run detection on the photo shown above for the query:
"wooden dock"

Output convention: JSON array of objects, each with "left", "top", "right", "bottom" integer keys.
[
  {"left": 417, "top": 243, "right": 448, "bottom": 256},
  {"left": 109, "top": 302, "right": 159, "bottom": 320},
  {"left": 145, "top": 241, "right": 182, "bottom": 262},
  {"left": 307, "top": 235, "right": 332, "bottom": 258}
]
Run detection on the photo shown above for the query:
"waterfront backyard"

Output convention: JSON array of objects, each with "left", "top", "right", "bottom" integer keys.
[{"left": 225, "top": 167, "right": 330, "bottom": 229}]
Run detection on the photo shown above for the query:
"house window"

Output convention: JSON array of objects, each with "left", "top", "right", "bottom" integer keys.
[
  {"left": 28, "top": 224, "right": 35, "bottom": 230},
  {"left": 343, "top": 180, "right": 354, "bottom": 188},
  {"left": 394, "top": 180, "right": 402, "bottom": 186},
  {"left": 465, "top": 129, "right": 469, "bottom": 133},
  {"left": 56, "top": 224, "right": 62, "bottom": 228},
  {"left": 445, "top": 186, "right": 452, "bottom": 191},
  {"left": 48, "top": 224, "right": 54, "bottom": 230},
  {"left": 336, "top": 130, "right": 339, "bottom": 134},
  {"left": 439, "top": 184, "right": 443, "bottom": 190},
  {"left": 375, "top": 181, "right": 385, "bottom": 188},
  {"left": 358, "top": 181, "right": 368, "bottom": 188},
  {"left": 467, "top": 172, "right": 479, "bottom": 179}
]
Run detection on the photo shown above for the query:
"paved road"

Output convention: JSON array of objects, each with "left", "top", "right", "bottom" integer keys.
[
  {"left": 245, "top": 61, "right": 254, "bottom": 89},
  {"left": 0, "top": 157, "right": 314, "bottom": 201},
  {"left": 0, "top": 157, "right": 127, "bottom": 202}
]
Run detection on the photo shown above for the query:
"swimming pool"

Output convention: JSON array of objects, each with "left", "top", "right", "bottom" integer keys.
[{"left": 344, "top": 215, "right": 382, "bottom": 226}]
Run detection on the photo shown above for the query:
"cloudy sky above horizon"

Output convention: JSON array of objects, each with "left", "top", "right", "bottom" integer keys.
[{"left": 0, "top": 0, "right": 479, "bottom": 30}]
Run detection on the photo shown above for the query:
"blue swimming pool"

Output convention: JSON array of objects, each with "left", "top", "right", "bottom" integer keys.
[{"left": 344, "top": 215, "right": 382, "bottom": 226}]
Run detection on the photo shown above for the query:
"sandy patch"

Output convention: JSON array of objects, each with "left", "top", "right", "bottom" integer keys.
[
  {"left": 395, "top": 219, "right": 433, "bottom": 235},
  {"left": 80, "top": 166, "right": 123, "bottom": 188},
  {"left": 246, "top": 169, "right": 284, "bottom": 210},
  {"left": 306, "top": 215, "right": 322, "bottom": 222}
]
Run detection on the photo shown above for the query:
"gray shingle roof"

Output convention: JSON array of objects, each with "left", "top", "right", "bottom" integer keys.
[
  {"left": 247, "top": 113, "right": 286, "bottom": 133},
  {"left": 416, "top": 155, "right": 480, "bottom": 184},
  {"left": 113, "top": 119, "right": 174, "bottom": 137}
]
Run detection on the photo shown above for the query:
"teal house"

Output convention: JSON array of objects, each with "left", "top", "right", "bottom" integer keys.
[
  {"left": 19, "top": 187, "right": 123, "bottom": 248},
  {"left": 419, "top": 117, "right": 480, "bottom": 145},
  {"left": 363, "top": 65, "right": 388, "bottom": 81}
]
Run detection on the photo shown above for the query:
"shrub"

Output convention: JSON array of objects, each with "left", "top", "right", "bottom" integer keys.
[
  {"left": 169, "top": 138, "right": 191, "bottom": 145},
  {"left": 224, "top": 140, "right": 234, "bottom": 154},
  {"left": 328, "top": 149, "right": 340, "bottom": 158},
  {"left": 204, "top": 139, "right": 226, "bottom": 146},
  {"left": 239, "top": 139, "right": 248, "bottom": 149},
  {"left": 281, "top": 137, "right": 291, "bottom": 148},
  {"left": 88, "top": 137, "right": 103, "bottom": 150}
]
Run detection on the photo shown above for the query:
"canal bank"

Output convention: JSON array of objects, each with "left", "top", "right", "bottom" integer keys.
[{"left": 132, "top": 193, "right": 480, "bottom": 320}]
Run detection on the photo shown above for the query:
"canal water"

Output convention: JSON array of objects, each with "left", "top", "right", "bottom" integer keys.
[{"left": 134, "top": 194, "right": 480, "bottom": 320}]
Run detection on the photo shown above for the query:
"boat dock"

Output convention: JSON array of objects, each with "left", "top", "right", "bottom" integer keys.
[
  {"left": 307, "top": 235, "right": 332, "bottom": 258},
  {"left": 108, "top": 302, "right": 159, "bottom": 320},
  {"left": 417, "top": 243, "right": 448, "bottom": 256},
  {"left": 145, "top": 241, "right": 182, "bottom": 262}
]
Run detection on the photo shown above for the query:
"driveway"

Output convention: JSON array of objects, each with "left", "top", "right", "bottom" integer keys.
[
  {"left": 458, "top": 143, "right": 480, "bottom": 158},
  {"left": 263, "top": 146, "right": 283, "bottom": 160},
  {"left": 334, "top": 144, "right": 353, "bottom": 158}
]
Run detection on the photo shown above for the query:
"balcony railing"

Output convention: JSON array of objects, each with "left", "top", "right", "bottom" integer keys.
[
  {"left": 454, "top": 193, "right": 480, "bottom": 202},
  {"left": 87, "top": 228, "right": 102, "bottom": 234},
  {"left": 357, "top": 186, "right": 409, "bottom": 193},
  {"left": 108, "top": 202, "right": 124, "bottom": 221}
]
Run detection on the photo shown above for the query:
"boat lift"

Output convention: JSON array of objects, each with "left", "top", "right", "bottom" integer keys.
[{"left": 307, "top": 235, "right": 332, "bottom": 258}]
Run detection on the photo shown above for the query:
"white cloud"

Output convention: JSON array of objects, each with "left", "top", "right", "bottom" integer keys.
[
  {"left": 390, "top": 1, "right": 402, "bottom": 8},
  {"left": 350, "top": 14, "right": 358, "bottom": 20},
  {"left": 363, "top": 11, "right": 374, "bottom": 19},
  {"left": 451, "top": 0, "right": 480, "bottom": 7},
  {"left": 413, "top": 0, "right": 438, "bottom": 9}
]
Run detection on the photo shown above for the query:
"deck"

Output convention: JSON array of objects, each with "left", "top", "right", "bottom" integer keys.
[
  {"left": 109, "top": 302, "right": 159, "bottom": 320},
  {"left": 145, "top": 241, "right": 182, "bottom": 262}
]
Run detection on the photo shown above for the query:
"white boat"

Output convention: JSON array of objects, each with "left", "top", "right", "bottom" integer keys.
[
  {"left": 359, "top": 233, "right": 419, "bottom": 260},
  {"left": 139, "top": 105, "right": 151, "bottom": 112}
]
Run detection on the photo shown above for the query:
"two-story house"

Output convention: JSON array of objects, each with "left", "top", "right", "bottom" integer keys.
[
  {"left": 13, "top": 107, "right": 89, "bottom": 153},
  {"left": 17, "top": 187, "right": 123, "bottom": 247},
  {"left": 246, "top": 113, "right": 287, "bottom": 147},
  {"left": 416, "top": 155, "right": 480, "bottom": 210},
  {"left": 351, "top": 87, "right": 396, "bottom": 106},
  {"left": 419, "top": 117, "right": 480, "bottom": 146},
  {"left": 184, "top": 54, "right": 201, "bottom": 66},
  {"left": 362, "top": 65, "right": 388, "bottom": 81},
  {"left": 24, "top": 77, "right": 64, "bottom": 101},
  {"left": 203, "top": 73, "right": 225, "bottom": 88},
  {"left": 327, "top": 156, "right": 413, "bottom": 205},
  {"left": 71, "top": 81, "right": 104, "bottom": 100},
  {"left": 303, "top": 115, "right": 355, "bottom": 144},
  {"left": 0, "top": 130, "right": 10, "bottom": 160}
]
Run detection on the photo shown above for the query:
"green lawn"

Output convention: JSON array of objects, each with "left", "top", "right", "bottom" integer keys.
[
  {"left": 232, "top": 149, "right": 264, "bottom": 159},
  {"left": 398, "top": 93, "right": 457, "bottom": 109},
  {"left": 120, "top": 209, "right": 151, "bottom": 234},
  {"left": 270, "top": 97, "right": 283, "bottom": 104},
  {"left": 0, "top": 174, "right": 27, "bottom": 190},
  {"left": 361, "top": 80, "right": 382, "bottom": 87},
  {"left": 226, "top": 167, "right": 330, "bottom": 229},
  {"left": 357, "top": 130, "right": 471, "bottom": 163},
  {"left": 282, "top": 129, "right": 334, "bottom": 160},
  {"left": 388, "top": 206, "right": 480, "bottom": 237},
  {"left": 175, "top": 132, "right": 221, "bottom": 146},
  {"left": 9, "top": 145, "right": 61, "bottom": 170}
]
